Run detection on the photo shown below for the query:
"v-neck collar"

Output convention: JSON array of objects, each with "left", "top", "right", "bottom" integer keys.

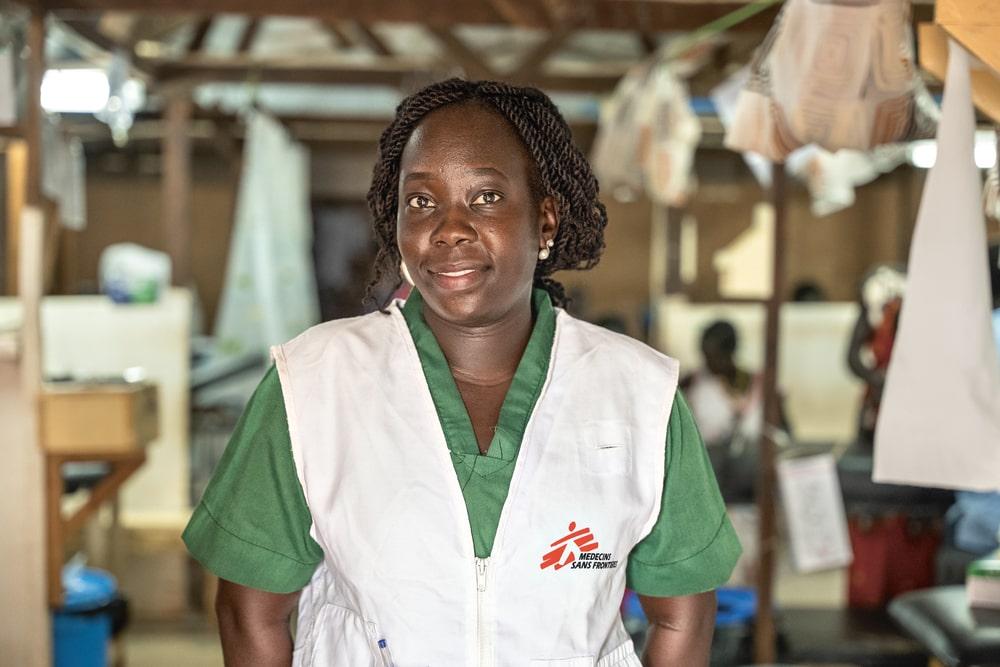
[{"left": 401, "top": 288, "right": 556, "bottom": 470}]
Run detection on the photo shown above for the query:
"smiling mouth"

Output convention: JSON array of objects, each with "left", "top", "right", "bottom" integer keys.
[
  {"left": 435, "top": 269, "right": 476, "bottom": 278},
  {"left": 426, "top": 265, "right": 486, "bottom": 290}
]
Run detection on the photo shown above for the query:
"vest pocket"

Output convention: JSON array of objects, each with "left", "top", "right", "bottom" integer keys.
[
  {"left": 582, "top": 420, "right": 633, "bottom": 475},
  {"left": 308, "top": 603, "right": 381, "bottom": 667}
]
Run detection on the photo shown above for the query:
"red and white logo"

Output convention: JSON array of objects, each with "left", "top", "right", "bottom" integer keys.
[{"left": 540, "top": 521, "right": 618, "bottom": 571}]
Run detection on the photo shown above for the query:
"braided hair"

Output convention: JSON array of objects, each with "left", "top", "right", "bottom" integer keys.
[{"left": 364, "top": 78, "right": 608, "bottom": 309}]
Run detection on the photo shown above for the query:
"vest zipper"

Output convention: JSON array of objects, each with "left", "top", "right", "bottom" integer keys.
[{"left": 475, "top": 557, "right": 493, "bottom": 667}]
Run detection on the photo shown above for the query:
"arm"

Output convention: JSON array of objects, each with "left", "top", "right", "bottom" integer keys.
[
  {"left": 638, "top": 591, "right": 717, "bottom": 666},
  {"left": 216, "top": 579, "right": 301, "bottom": 666},
  {"left": 846, "top": 313, "right": 882, "bottom": 387}
]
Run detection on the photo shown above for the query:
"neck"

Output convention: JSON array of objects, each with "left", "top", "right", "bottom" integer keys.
[{"left": 422, "top": 298, "right": 534, "bottom": 384}]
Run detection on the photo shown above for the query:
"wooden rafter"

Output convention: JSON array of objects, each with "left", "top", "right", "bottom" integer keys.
[
  {"left": 508, "top": 26, "right": 575, "bottom": 81},
  {"left": 40, "top": 0, "right": 796, "bottom": 32},
  {"left": 186, "top": 17, "right": 213, "bottom": 54},
  {"left": 486, "top": 0, "right": 553, "bottom": 28},
  {"left": 426, "top": 27, "right": 495, "bottom": 79},
  {"left": 321, "top": 21, "right": 354, "bottom": 50},
  {"left": 237, "top": 17, "right": 261, "bottom": 53},
  {"left": 56, "top": 18, "right": 155, "bottom": 78},
  {"left": 353, "top": 23, "right": 392, "bottom": 57},
  {"left": 123, "top": 54, "right": 625, "bottom": 92},
  {"left": 637, "top": 31, "right": 658, "bottom": 55}
]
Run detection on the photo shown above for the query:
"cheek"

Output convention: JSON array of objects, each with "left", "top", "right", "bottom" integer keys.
[
  {"left": 396, "top": 220, "right": 418, "bottom": 258},
  {"left": 484, "top": 224, "right": 538, "bottom": 271}
]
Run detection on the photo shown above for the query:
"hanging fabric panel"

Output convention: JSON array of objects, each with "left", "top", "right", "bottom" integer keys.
[
  {"left": 214, "top": 111, "right": 319, "bottom": 356},
  {"left": 874, "top": 40, "right": 1000, "bottom": 491}
]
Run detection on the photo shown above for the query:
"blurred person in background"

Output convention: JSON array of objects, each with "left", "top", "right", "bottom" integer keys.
[
  {"left": 184, "top": 80, "right": 739, "bottom": 666},
  {"left": 682, "top": 320, "right": 763, "bottom": 451},
  {"left": 846, "top": 264, "right": 906, "bottom": 449},
  {"left": 790, "top": 279, "right": 827, "bottom": 302},
  {"left": 681, "top": 320, "right": 767, "bottom": 509}
]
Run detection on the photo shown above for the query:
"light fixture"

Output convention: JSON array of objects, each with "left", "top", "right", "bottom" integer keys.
[
  {"left": 41, "top": 68, "right": 110, "bottom": 113},
  {"left": 909, "top": 140, "right": 936, "bottom": 169},
  {"left": 974, "top": 140, "right": 997, "bottom": 170},
  {"left": 907, "top": 131, "right": 998, "bottom": 170}
]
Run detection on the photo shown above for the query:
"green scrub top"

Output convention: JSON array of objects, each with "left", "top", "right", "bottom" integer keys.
[{"left": 183, "top": 289, "right": 741, "bottom": 597}]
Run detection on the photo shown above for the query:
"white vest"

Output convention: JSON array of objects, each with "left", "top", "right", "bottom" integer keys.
[{"left": 272, "top": 301, "right": 679, "bottom": 667}]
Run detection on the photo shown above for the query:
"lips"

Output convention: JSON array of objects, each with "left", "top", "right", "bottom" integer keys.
[
  {"left": 427, "top": 262, "right": 485, "bottom": 276},
  {"left": 425, "top": 262, "right": 488, "bottom": 290}
]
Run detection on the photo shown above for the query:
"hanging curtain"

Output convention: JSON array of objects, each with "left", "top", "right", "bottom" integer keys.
[{"left": 214, "top": 111, "right": 319, "bottom": 356}]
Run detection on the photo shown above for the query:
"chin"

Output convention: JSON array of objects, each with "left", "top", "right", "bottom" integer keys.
[{"left": 423, "top": 289, "right": 495, "bottom": 325}]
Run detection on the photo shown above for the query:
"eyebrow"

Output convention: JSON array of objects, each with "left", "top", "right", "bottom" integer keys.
[{"left": 401, "top": 167, "right": 510, "bottom": 184}]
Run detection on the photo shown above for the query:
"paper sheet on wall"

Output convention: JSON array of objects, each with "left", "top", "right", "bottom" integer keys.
[
  {"left": 778, "top": 454, "right": 853, "bottom": 572},
  {"left": 873, "top": 40, "right": 1000, "bottom": 491}
]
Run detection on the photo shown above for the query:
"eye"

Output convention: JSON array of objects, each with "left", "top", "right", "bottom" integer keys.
[
  {"left": 406, "top": 194, "right": 435, "bottom": 209},
  {"left": 472, "top": 191, "right": 503, "bottom": 206}
]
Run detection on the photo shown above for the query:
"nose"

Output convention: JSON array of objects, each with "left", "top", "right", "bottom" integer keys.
[{"left": 430, "top": 205, "right": 477, "bottom": 247}]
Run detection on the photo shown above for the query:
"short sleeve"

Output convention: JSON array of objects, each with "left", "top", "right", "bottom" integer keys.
[
  {"left": 626, "top": 391, "right": 742, "bottom": 597},
  {"left": 182, "top": 365, "right": 323, "bottom": 594}
]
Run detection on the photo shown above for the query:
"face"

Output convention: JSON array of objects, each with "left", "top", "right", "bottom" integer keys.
[
  {"left": 702, "top": 337, "right": 735, "bottom": 375},
  {"left": 396, "top": 103, "right": 557, "bottom": 326}
]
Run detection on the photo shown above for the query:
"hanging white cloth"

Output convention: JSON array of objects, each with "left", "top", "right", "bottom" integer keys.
[
  {"left": 873, "top": 40, "right": 1000, "bottom": 491},
  {"left": 591, "top": 59, "right": 701, "bottom": 206},
  {"left": 214, "top": 111, "right": 319, "bottom": 356},
  {"left": 0, "top": 45, "right": 15, "bottom": 126},
  {"left": 712, "top": 66, "right": 907, "bottom": 217},
  {"left": 41, "top": 118, "right": 87, "bottom": 230},
  {"left": 724, "top": 0, "right": 936, "bottom": 161}
]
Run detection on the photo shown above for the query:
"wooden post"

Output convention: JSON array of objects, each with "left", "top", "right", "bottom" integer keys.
[
  {"left": 25, "top": 13, "right": 43, "bottom": 208},
  {"left": 664, "top": 206, "right": 685, "bottom": 294},
  {"left": 754, "top": 161, "right": 787, "bottom": 664},
  {"left": 0, "top": 9, "right": 51, "bottom": 664},
  {"left": 162, "top": 95, "right": 193, "bottom": 286}
]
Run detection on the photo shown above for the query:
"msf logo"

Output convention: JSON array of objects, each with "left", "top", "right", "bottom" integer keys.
[{"left": 540, "top": 521, "right": 599, "bottom": 570}]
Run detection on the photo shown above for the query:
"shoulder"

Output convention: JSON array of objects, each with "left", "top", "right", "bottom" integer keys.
[
  {"left": 276, "top": 303, "right": 404, "bottom": 362},
  {"left": 555, "top": 309, "right": 679, "bottom": 376}
]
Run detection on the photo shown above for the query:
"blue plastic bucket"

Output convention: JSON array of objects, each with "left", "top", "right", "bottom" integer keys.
[
  {"left": 716, "top": 586, "right": 757, "bottom": 627},
  {"left": 52, "top": 567, "right": 117, "bottom": 667}
]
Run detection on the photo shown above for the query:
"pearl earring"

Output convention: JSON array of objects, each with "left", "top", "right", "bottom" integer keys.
[{"left": 538, "top": 239, "right": 555, "bottom": 261}]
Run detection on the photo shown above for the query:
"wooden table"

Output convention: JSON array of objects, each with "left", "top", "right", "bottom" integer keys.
[{"left": 45, "top": 450, "right": 146, "bottom": 607}]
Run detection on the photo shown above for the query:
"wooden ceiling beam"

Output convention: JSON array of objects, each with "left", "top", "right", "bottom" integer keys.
[
  {"left": 321, "top": 21, "right": 355, "bottom": 49},
  {"left": 237, "top": 17, "right": 261, "bottom": 53},
  {"left": 353, "top": 23, "right": 392, "bottom": 57},
  {"left": 186, "top": 17, "right": 213, "bottom": 54},
  {"left": 426, "top": 27, "right": 496, "bottom": 79},
  {"left": 508, "top": 27, "right": 574, "bottom": 81},
  {"left": 41, "top": 0, "right": 792, "bottom": 32},
  {"left": 485, "top": 0, "right": 553, "bottom": 28},
  {"left": 55, "top": 18, "right": 155, "bottom": 78},
  {"left": 148, "top": 55, "right": 622, "bottom": 92},
  {"left": 62, "top": 111, "right": 601, "bottom": 146}
]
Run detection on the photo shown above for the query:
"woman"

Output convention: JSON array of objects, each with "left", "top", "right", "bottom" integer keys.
[{"left": 184, "top": 79, "right": 740, "bottom": 666}]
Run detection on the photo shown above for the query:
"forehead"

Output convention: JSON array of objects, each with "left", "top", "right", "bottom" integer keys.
[{"left": 399, "top": 102, "right": 533, "bottom": 174}]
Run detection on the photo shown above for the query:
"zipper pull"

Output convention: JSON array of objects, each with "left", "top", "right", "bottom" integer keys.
[{"left": 476, "top": 558, "right": 487, "bottom": 592}]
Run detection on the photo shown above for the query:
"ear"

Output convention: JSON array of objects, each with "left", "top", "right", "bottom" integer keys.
[{"left": 537, "top": 196, "right": 559, "bottom": 245}]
